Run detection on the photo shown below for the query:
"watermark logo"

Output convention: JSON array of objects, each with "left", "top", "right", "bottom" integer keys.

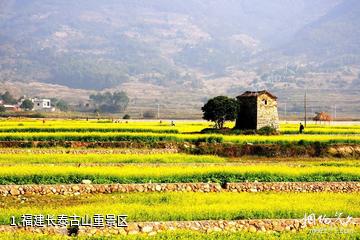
[
  {"left": 10, "top": 214, "right": 128, "bottom": 228},
  {"left": 300, "top": 212, "right": 355, "bottom": 234},
  {"left": 300, "top": 212, "right": 353, "bottom": 227}
]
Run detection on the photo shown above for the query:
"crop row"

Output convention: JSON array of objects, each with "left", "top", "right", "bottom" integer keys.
[
  {"left": 0, "top": 164, "right": 358, "bottom": 184},
  {"left": 1, "top": 230, "right": 359, "bottom": 240},
  {"left": 0, "top": 120, "right": 211, "bottom": 133},
  {"left": 2, "top": 120, "right": 360, "bottom": 134},
  {"left": 3, "top": 126, "right": 360, "bottom": 135},
  {"left": 3, "top": 127, "right": 360, "bottom": 135},
  {"left": 1, "top": 192, "right": 359, "bottom": 224},
  {"left": 1, "top": 153, "right": 359, "bottom": 166},
  {"left": 0, "top": 153, "right": 225, "bottom": 164},
  {"left": 1, "top": 132, "right": 360, "bottom": 144},
  {"left": 0, "top": 127, "right": 179, "bottom": 134},
  {"left": 281, "top": 128, "right": 360, "bottom": 134},
  {"left": 0, "top": 132, "right": 222, "bottom": 143},
  {"left": 281, "top": 123, "right": 360, "bottom": 130}
]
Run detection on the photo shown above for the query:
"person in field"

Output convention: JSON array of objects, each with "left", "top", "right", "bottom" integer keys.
[{"left": 299, "top": 123, "right": 305, "bottom": 134}]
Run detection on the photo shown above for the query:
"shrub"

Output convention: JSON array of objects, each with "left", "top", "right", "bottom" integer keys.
[
  {"left": 123, "top": 114, "right": 131, "bottom": 119},
  {"left": 257, "top": 126, "right": 278, "bottom": 135},
  {"left": 243, "top": 129, "right": 257, "bottom": 135},
  {"left": 29, "top": 113, "right": 45, "bottom": 118}
]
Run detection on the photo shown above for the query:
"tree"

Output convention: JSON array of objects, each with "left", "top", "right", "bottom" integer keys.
[
  {"left": 0, "top": 105, "right": 6, "bottom": 113},
  {"left": 50, "top": 98, "right": 69, "bottom": 112},
  {"left": 56, "top": 100, "right": 69, "bottom": 112},
  {"left": 201, "top": 96, "right": 238, "bottom": 129},
  {"left": 1, "top": 91, "right": 17, "bottom": 104},
  {"left": 123, "top": 114, "right": 131, "bottom": 119},
  {"left": 143, "top": 111, "right": 156, "bottom": 119},
  {"left": 20, "top": 99, "right": 34, "bottom": 110},
  {"left": 90, "top": 91, "right": 129, "bottom": 113}
]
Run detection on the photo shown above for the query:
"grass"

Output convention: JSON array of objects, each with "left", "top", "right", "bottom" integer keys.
[
  {"left": 0, "top": 164, "right": 358, "bottom": 184},
  {"left": 0, "top": 192, "right": 359, "bottom": 224}
]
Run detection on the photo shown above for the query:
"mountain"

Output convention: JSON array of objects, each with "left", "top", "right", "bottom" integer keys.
[
  {"left": 284, "top": 0, "right": 360, "bottom": 62},
  {"left": 0, "top": 0, "right": 359, "bottom": 117}
]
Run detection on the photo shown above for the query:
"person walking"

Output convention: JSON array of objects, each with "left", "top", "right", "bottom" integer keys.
[{"left": 299, "top": 123, "right": 305, "bottom": 134}]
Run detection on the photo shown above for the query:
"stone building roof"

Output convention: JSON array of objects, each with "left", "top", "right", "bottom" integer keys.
[{"left": 237, "top": 90, "right": 277, "bottom": 100}]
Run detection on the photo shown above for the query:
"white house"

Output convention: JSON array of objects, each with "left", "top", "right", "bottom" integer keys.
[
  {"left": 31, "top": 98, "right": 53, "bottom": 111},
  {"left": 3, "top": 104, "right": 20, "bottom": 111}
]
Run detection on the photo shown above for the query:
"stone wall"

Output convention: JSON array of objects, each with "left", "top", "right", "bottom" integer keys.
[
  {"left": 1, "top": 182, "right": 359, "bottom": 196},
  {"left": 1, "top": 142, "right": 360, "bottom": 158},
  {"left": 185, "top": 143, "right": 360, "bottom": 158},
  {"left": 225, "top": 182, "right": 360, "bottom": 193},
  {"left": 0, "top": 218, "right": 359, "bottom": 236}
]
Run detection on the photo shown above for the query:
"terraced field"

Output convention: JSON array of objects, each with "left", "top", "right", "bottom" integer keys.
[{"left": 0, "top": 119, "right": 359, "bottom": 239}]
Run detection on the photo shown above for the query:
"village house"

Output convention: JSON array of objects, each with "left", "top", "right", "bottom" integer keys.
[
  {"left": 0, "top": 99, "right": 20, "bottom": 111},
  {"left": 3, "top": 104, "right": 20, "bottom": 112},
  {"left": 235, "top": 90, "right": 279, "bottom": 130},
  {"left": 31, "top": 98, "right": 54, "bottom": 112}
]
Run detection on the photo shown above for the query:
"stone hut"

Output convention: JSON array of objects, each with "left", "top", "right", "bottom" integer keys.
[{"left": 235, "top": 90, "right": 279, "bottom": 130}]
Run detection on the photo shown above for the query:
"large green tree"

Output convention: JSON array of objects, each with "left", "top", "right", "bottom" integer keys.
[
  {"left": 20, "top": 99, "right": 34, "bottom": 111},
  {"left": 201, "top": 96, "right": 238, "bottom": 129}
]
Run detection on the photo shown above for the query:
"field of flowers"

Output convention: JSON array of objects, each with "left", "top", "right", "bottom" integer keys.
[
  {"left": 1, "top": 131, "right": 360, "bottom": 144},
  {"left": 1, "top": 192, "right": 359, "bottom": 223},
  {"left": 0, "top": 119, "right": 359, "bottom": 238},
  {"left": 1, "top": 230, "right": 360, "bottom": 240},
  {"left": 0, "top": 163, "right": 359, "bottom": 184},
  {"left": 1, "top": 119, "right": 360, "bottom": 134},
  {"left": 0, "top": 120, "right": 360, "bottom": 145}
]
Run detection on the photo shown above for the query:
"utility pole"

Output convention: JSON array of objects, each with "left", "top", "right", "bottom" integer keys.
[
  {"left": 157, "top": 103, "right": 160, "bottom": 119},
  {"left": 334, "top": 105, "right": 337, "bottom": 120},
  {"left": 304, "top": 91, "right": 307, "bottom": 127}
]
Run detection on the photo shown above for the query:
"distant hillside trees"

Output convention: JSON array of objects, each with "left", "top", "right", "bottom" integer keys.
[
  {"left": 90, "top": 91, "right": 129, "bottom": 113},
  {"left": 0, "top": 105, "right": 5, "bottom": 113},
  {"left": 201, "top": 96, "right": 238, "bottom": 129},
  {"left": 51, "top": 98, "right": 69, "bottom": 112},
  {"left": 143, "top": 111, "right": 156, "bottom": 119},
  {"left": 0, "top": 91, "right": 17, "bottom": 104}
]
